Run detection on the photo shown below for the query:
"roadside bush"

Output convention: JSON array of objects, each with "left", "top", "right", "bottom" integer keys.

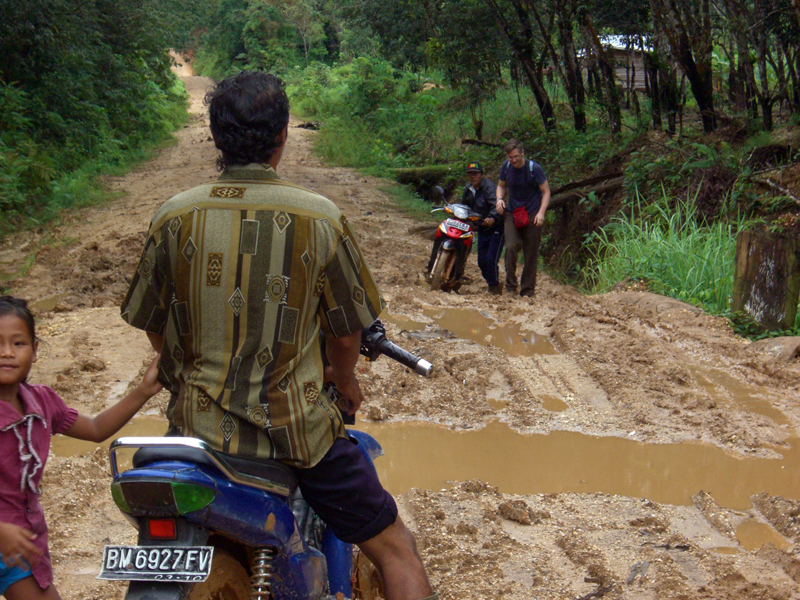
[
  {"left": 345, "top": 56, "right": 400, "bottom": 117},
  {"left": 290, "top": 59, "right": 488, "bottom": 175},
  {"left": 0, "top": 84, "right": 53, "bottom": 217},
  {"left": 0, "top": 1, "right": 189, "bottom": 235},
  {"left": 584, "top": 191, "right": 744, "bottom": 315}
]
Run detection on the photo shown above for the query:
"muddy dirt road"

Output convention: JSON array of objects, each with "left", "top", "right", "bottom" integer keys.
[{"left": 2, "top": 75, "right": 800, "bottom": 600}]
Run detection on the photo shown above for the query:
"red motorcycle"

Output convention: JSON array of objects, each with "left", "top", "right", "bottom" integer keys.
[{"left": 428, "top": 185, "right": 482, "bottom": 292}]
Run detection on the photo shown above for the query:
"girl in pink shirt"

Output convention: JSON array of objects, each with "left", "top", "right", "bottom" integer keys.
[{"left": 0, "top": 296, "right": 162, "bottom": 600}]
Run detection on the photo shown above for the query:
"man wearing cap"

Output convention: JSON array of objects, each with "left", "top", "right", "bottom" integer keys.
[
  {"left": 425, "top": 162, "right": 503, "bottom": 293},
  {"left": 461, "top": 162, "right": 504, "bottom": 294}
]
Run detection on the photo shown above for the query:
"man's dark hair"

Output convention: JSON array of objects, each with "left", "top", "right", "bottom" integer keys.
[
  {"left": 504, "top": 139, "right": 524, "bottom": 155},
  {"left": 205, "top": 71, "right": 290, "bottom": 169}
]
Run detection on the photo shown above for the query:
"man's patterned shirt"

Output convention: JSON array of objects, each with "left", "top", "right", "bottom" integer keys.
[{"left": 122, "top": 164, "right": 383, "bottom": 467}]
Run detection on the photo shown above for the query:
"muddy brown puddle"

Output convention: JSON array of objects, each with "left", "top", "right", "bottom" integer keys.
[
  {"left": 688, "top": 364, "right": 789, "bottom": 425},
  {"left": 386, "top": 308, "right": 556, "bottom": 356},
  {"left": 53, "top": 416, "right": 799, "bottom": 516},
  {"left": 356, "top": 420, "right": 800, "bottom": 512},
  {"left": 50, "top": 416, "right": 168, "bottom": 457}
]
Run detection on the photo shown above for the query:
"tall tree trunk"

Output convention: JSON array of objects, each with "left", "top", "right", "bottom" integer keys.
[
  {"left": 640, "top": 35, "right": 651, "bottom": 98},
  {"left": 551, "top": 0, "right": 586, "bottom": 131},
  {"left": 644, "top": 52, "right": 663, "bottom": 130},
  {"left": 752, "top": 0, "right": 775, "bottom": 130},
  {"left": 587, "top": 64, "right": 601, "bottom": 101},
  {"left": 795, "top": 51, "right": 800, "bottom": 113},
  {"left": 662, "top": 66, "right": 680, "bottom": 134},
  {"left": 628, "top": 42, "right": 641, "bottom": 119},
  {"left": 525, "top": 0, "right": 586, "bottom": 132},
  {"left": 739, "top": 34, "right": 759, "bottom": 120},
  {"left": 577, "top": 8, "right": 622, "bottom": 135},
  {"left": 726, "top": 0, "right": 758, "bottom": 117},
  {"left": 774, "top": 45, "right": 789, "bottom": 116},
  {"left": 651, "top": 0, "right": 717, "bottom": 133},
  {"left": 518, "top": 52, "right": 557, "bottom": 131},
  {"left": 650, "top": 23, "right": 681, "bottom": 134},
  {"left": 785, "top": 45, "right": 800, "bottom": 114},
  {"left": 486, "top": 0, "right": 556, "bottom": 132},
  {"left": 470, "top": 103, "right": 484, "bottom": 140},
  {"left": 719, "top": 30, "right": 743, "bottom": 110}
]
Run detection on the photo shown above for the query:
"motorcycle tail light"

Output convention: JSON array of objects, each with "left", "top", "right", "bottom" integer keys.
[
  {"left": 110, "top": 481, "right": 131, "bottom": 514},
  {"left": 172, "top": 483, "right": 215, "bottom": 514},
  {"left": 148, "top": 518, "right": 177, "bottom": 540}
]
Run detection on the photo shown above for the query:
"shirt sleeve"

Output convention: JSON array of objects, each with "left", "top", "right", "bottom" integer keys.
[
  {"left": 41, "top": 387, "right": 79, "bottom": 434},
  {"left": 532, "top": 162, "right": 548, "bottom": 186},
  {"left": 120, "top": 227, "right": 171, "bottom": 334},
  {"left": 318, "top": 219, "right": 384, "bottom": 339},
  {"left": 484, "top": 180, "right": 499, "bottom": 219},
  {"left": 498, "top": 160, "right": 509, "bottom": 183}
]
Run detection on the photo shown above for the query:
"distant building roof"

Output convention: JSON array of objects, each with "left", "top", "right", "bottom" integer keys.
[{"left": 599, "top": 35, "right": 652, "bottom": 52}]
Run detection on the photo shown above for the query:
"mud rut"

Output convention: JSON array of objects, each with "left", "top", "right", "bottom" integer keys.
[{"left": 2, "top": 76, "right": 800, "bottom": 600}]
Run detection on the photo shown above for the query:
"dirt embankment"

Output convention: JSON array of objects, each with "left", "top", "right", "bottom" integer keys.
[{"left": 2, "top": 75, "right": 800, "bottom": 600}]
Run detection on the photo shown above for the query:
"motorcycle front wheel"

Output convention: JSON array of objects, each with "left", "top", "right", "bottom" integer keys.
[
  {"left": 186, "top": 549, "right": 251, "bottom": 600},
  {"left": 430, "top": 248, "right": 455, "bottom": 291}
]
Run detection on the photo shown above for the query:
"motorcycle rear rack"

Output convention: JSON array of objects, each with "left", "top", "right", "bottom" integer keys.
[{"left": 109, "top": 437, "right": 293, "bottom": 497}]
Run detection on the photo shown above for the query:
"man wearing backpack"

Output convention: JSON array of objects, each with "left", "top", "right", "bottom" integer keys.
[{"left": 494, "top": 139, "right": 551, "bottom": 297}]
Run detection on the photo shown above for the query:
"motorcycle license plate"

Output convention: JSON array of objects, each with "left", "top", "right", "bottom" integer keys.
[
  {"left": 97, "top": 545, "right": 214, "bottom": 582},
  {"left": 445, "top": 218, "right": 470, "bottom": 232}
]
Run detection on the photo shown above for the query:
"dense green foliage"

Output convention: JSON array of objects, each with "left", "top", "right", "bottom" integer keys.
[
  {"left": 288, "top": 60, "right": 472, "bottom": 175},
  {"left": 0, "top": 0, "right": 189, "bottom": 232},
  {"left": 191, "top": 0, "right": 343, "bottom": 79}
]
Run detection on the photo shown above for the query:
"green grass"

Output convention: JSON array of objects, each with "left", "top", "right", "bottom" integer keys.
[
  {"left": 583, "top": 189, "right": 744, "bottom": 315},
  {"left": 378, "top": 185, "right": 441, "bottom": 222}
]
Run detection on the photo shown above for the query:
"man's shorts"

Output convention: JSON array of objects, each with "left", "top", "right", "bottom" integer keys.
[
  {"left": 0, "top": 555, "right": 32, "bottom": 595},
  {"left": 291, "top": 436, "right": 398, "bottom": 545}
]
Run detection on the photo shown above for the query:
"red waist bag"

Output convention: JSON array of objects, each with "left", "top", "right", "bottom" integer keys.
[{"left": 512, "top": 206, "right": 529, "bottom": 229}]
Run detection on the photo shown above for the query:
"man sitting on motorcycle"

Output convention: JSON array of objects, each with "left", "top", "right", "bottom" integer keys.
[
  {"left": 121, "top": 70, "right": 436, "bottom": 600},
  {"left": 425, "top": 162, "right": 503, "bottom": 293}
]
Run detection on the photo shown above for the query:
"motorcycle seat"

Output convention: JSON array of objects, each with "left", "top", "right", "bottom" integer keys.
[{"left": 132, "top": 446, "right": 298, "bottom": 497}]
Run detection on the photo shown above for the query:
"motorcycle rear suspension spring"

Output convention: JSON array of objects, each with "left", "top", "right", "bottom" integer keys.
[{"left": 250, "top": 546, "right": 278, "bottom": 599}]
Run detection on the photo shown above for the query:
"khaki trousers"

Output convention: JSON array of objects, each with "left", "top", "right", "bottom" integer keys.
[{"left": 503, "top": 211, "right": 542, "bottom": 296}]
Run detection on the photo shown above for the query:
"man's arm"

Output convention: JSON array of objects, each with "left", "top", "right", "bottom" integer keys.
[
  {"left": 534, "top": 181, "right": 551, "bottom": 226},
  {"left": 483, "top": 181, "right": 499, "bottom": 225},
  {"left": 325, "top": 329, "right": 364, "bottom": 415},
  {"left": 461, "top": 186, "right": 473, "bottom": 208},
  {"left": 495, "top": 180, "right": 507, "bottom": 215}
]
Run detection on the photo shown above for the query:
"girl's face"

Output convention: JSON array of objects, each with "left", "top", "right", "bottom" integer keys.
[{"left": 0, "top": 314, "right": 38, "bottom": 389}]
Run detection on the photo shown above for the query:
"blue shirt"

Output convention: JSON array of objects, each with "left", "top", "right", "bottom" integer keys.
[{"left": 499, "top": 159, "right": 548, "bottom": 215}]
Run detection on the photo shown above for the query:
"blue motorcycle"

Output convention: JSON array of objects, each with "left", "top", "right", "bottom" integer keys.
[{"left": 99, "top": 320, "right": 432, "bottom": 600}]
